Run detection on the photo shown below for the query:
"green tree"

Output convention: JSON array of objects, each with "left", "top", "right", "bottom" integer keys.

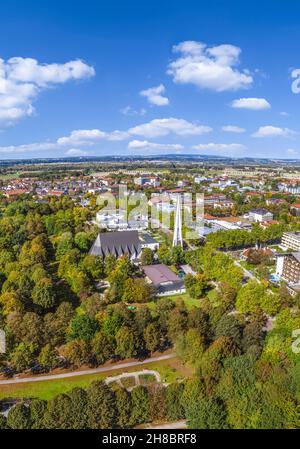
[
  {"left": 38, "top": 344, "right": 59, "bottom": 371},
  {"left": 115, "top": 326, "right": 139, "bottom": 358},
  {"left": 144, "top": 323, "right": 161, "bottom": 353},
  {"left": 130, "top": 386, "right": 150, "bottom": 425},
  {"left": 140, "top": 248, "right": 154, "bottom": 265},
  {"left": 115, "top": 387, "right": 132, "bottom": 428},
  {"left": 29, "top": 399, "right": 47, "bottom": 429},
  {"left": 44, "top": 394, "right": 73, "bottom": 429},
  {"left": 7, "top": 403, "right": 31, "bottom": 429},
  {"left": 165, "top": 383, "right": 184, "bottom": 421},
  {"left": 87, "top": 381, "right": 117, "bottom": 429},
  {"left": 186, "top": 397, "right": 228, "bottom": 429},
  {"left": 92, "top": 331, "right": 115, "bottom": 365},
  {"left": 67, "top": 314, "right": 98, "bottom": 341},
  {"left": 68, "top": 387, "right": 89, "bottom": 429}
]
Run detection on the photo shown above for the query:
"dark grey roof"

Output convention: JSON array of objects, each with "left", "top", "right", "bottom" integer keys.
[
  {"left": 249, "top": 208, "right": 272, "bottom": 215},
  {"left": 142, "top": 264, "right": 180, "bottom": 285},
  {"left": 90, "top": 230, "right": 141, "bottom": 258},
  {"left": 139, "top": 233, "right": 158, "bottom": 245},
  {"left": 157, "top": 281, "right": 185, "bottom": 295}
]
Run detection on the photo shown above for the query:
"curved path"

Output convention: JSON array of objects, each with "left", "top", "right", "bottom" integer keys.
[{"left": 0, "top": 353, "right": 176, "bottom": 386}]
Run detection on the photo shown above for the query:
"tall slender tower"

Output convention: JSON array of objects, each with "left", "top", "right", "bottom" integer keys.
[{"left": 173, "top": 195, "right": 183, "bottom": 247}]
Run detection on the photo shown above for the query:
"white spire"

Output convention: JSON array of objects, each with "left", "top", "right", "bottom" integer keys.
[{"left": 173, "top": 195, "right": 183, "bottom": 247}]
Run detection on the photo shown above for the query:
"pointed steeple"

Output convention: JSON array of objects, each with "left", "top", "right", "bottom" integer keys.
[{"left": 173, "top": 195, "right": 183, "bottom": 247}]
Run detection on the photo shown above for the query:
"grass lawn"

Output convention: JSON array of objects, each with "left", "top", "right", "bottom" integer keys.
[
  {"left": 148, "top": 293, "right": 201, "bottom": 310},
  {"left": 0, "top": 357, "right": 190, "bottom": 401}
]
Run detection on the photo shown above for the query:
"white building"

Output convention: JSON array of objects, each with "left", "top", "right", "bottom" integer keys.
[
  {"left": 281, "top": 231, "right": 300, "bottom": 251},
  {"left": 247, "top": 208, "right": 274, "bottom": 223}
]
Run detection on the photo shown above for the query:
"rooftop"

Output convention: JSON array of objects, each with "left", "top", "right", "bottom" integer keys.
[{"left": 142, "top": 264, "right": 180, "bottom": 285}]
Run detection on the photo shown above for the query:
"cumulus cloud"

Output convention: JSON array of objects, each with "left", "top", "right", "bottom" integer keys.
[
  {"left": 192, "top": 143, "right": 246, "bottom": 152},
  {"left": 0, "top": 57, "right": 95, "bottom": 127},
  {"left": 128, "top": 118, "right": 212, "bottom": 138},
  {"left": 140, "top": 84, "right": 169, "bottom": 106},
  {"left": 66, "top": 148, "right": 90, "bottom": 156},
  {"left": 167, "top": 40, "right": 252, "bottom": 92},
  {"left": 128, "top": 140, "right": 183, "bottom": 151},
  {"left": 120, "top": 105, "right": 146, "bottom": 116},
  {"left": 0, "top": 117, "right": 212, "bottom": 155},
  {"left": 222, "top": 125, "right": 246, "bottom": 133},
  {"left": 0, "top": 141, "right": 57, "bottom": 154},
  {"left": 231, "top": 97, "right": 271, "bottom": 110},
  {"left": 252, "top": 126, "right": 296, "bottom": 138}
]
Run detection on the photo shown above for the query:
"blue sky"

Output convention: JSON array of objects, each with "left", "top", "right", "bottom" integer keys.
[{"left": 1, "top": 0, "right": 300, "bottom": 159}]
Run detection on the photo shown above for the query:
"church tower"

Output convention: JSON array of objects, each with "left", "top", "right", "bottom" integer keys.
[{"left": 173, "top": 195, "right": 183, "bottom": 247}]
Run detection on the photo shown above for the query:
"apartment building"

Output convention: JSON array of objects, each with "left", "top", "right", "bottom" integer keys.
[
  {"left": 281, "top": 231, "right": 300, "bottom": 251},
  {"left": 276, "top": 252, "right": 300, "bottom": 285}
]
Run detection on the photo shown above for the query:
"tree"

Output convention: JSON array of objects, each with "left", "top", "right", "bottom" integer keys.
[
  {"left": 140, "top": 248, "right": 154, "bottom": 266},
  {"left": 38, "top": 344, "right": 59, "bottom": 371},
  {"left": 68, "top": 387, "right": 89, "bottom": 429},
  {"left": 184, "top": 274, "right": 208, "bottom": 299},
  {"left": 10, "top": 343, "right": 35, "bottom": 372},
  {"left": 215, "top": 315, "right": 242, "bottom": 348},
  {"left": 144, "top": 323, "right": 161, "bottom": 353},
  {"left": 0, "top": 414, "right": 9, "bottom": 429},
  {"left": 115, "top": 326, "right": 139, "bottom": 358},
  {"left": 92, "top": 331, "right": 115, "bottom": 365},
  {"left": 7, "top": 403, "right": 31, "bottom": 429},
  {"left": 176, "top": 329, "right": 205, "bottom": 366},
  {"left": 44, "top": 394, "right": 73, "bottom": 429},
  {"left": 62, "top": 339, "right": 91, "bottom": 367},
  {"left": 149, "top": 384, "right": 167, "bottom": 422},
  {"left": 75, "top": 231, "right": 91, "bottom": 251},
  {"left": 167, "top": 308, "right": 188, "bottom": 341},
  {"left": 165, "top": 383, "right": 184, "bottom": 421},
  {"left": 67, "top": 314, "right": 98, "bottom": 341},
  {"left": 115, "top": 387, "right": 132, "bottom": 428},
  {"left": 122, "top": 278, "right": 153, "bottom": 303},
  {"left": 130, "top": 386, "right": 150, "bottom": 425},
  {"left": 104, "top": 254, "right": 117, "bottom": 277},
  {"left": 87, "top": 381, "right": 117, "bottom": 429},
  {"left": 186, "top": 397, "right": 228, "bottom": 429},
  {"left": 32, "top": 277, "right": 56, "bottom": 309},
  {"left": 29, "top": 399, "right": 47, "bottom": 429}
]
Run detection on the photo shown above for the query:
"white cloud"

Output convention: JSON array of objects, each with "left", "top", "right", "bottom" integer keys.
[
  {"left": 0, "top": 141, "right": 57, "bottom": 154},
  {"left": 280, "top": 111, "right": 289, "bottom": 117},
  {"left": 140, "top": 84, "right": 169, "bottom": 106},
  {"left": 120, "top": 105, "right": 146, "bottom": 116},
  {"left": 231, "top": 97, "right": 271, "bottom": 110},
  {"left": 192, "top": 143, "right": 246, "bottom": 152},
  {"left": 66, "top": 148, "right": 89, "bottom": 156},
  {"left": 57, "top": 129, "right": 106, "bottom": 146},
  {"left": 222, "top": 125, "right": 246, "bottom": 133},
  {"left": 128, "top": 140, "right": 183, "bottom": 151},
  {"left": 0, "top": 117, "right": 212, "bottom": 155},
  {"left": 0, "top": 57, "right": 95, "bottom": 127},
  {"left": 287, "top": 148, "right": 298, "bottom": 155},
  {"left": 252, "top": 126, "right": 296, "bottom": 138},
  {"left": 129, "top": 118, "right": 212, "bottom": 138},
  {"left": 167, "top": 40, "right": 252, "bottom": 92}
]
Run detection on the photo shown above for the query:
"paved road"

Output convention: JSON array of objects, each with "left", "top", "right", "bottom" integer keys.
[{"left": 0, "top": 353, "right": 176, "bottom": 385}]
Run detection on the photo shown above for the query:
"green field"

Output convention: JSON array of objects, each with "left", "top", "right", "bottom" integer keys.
[
  {"left": 0, "top": 357, "right": 188, "bottom": 401},
  {"left": 148, "top": 293, "right": 201, "bottom": 310}
]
